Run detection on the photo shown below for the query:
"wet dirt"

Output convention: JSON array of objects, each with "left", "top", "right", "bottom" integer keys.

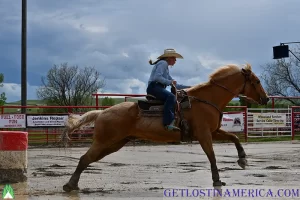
[{"left": 2, "top": 141, "right": 300, "bottom": 199}]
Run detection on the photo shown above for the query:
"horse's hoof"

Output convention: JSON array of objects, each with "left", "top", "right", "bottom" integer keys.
[
  {"left": 63, "top": 182, "right": 79, "bottom": 192},
  {"left": 213, "top": 180, "right": 226, "bottom": 187},
  {"left": 237, "top": 158, "right": 248, "bottom": 169}
]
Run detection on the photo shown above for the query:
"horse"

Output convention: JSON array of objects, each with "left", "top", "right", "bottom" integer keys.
[{"left": 61, "top": 63, "right": 269, "bottom": 192}]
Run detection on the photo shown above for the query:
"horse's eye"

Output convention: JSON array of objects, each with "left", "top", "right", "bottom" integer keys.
[{"left": 257, "top": 80, "right": 260, "bottom": 84}]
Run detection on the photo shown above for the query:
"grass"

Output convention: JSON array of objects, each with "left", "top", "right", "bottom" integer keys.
[
  {"left": 244, "top": 135, "right": 300, "bottom": 142},
  {"left": 2, "top": 98, "right": 140, "bottom": 114},
  {"left": 5, "top": 97, "right": 238, "bottom": 106},
  {"left": 5, "top": 99, "right": 46, "bottom": 105},
  {"left": 3, "top": 97, "right": 242, "bottom": 114},
  {"left": 0, "top": 126, "right": 294, "bottom": 146},
  {"left": 227, "top": 132, "right": 300, "bottom": 143},
  {"left": 3, "top": 99, "right": 47, "bottom": 114},
  {"left": 24, "top": 131, "right": 300, "bottom": 146}
]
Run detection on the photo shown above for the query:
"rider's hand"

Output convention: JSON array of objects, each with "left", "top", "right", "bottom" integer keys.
[{"left": 172, "top": 80, "right": 177, "bottom": 85}]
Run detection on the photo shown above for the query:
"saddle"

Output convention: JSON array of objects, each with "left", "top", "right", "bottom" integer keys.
[{"left": 137, "top": 87, "right": 192, "bottom": 142}]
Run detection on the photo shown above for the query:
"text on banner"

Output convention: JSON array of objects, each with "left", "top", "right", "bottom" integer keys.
[
  {"left": 0, "top": 114, "right": 26, "bottom": 128},
  {"left": 221, "top": 113, "right": 244, "bottom": 132},
  {"left": 252, "top": 113, "right": 287, "bottom": 128}
]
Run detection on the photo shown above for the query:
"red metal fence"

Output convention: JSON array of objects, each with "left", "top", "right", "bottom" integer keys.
[
  {"left": 3, "top": 93, "right": 300, "bottom": 145},
  {"left": 0, "top": 103, "right": 247, "bottom": 145},
  {"left": 0, "top": 105, "right": 109, "bottom": 145}
]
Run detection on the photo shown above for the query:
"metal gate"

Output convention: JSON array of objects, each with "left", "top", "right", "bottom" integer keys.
[{"left": 247, "top": 108, "right": 291, "bottom": 138}]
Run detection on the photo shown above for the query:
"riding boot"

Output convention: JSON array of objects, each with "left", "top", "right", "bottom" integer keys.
[{"left": 164, "top": 120, "right": 181, "bottom": 131}]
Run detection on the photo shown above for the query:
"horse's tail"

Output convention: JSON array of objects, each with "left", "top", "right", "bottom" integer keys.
[{"left": 60, "top": 110, "right": 103, "bottom": 147}]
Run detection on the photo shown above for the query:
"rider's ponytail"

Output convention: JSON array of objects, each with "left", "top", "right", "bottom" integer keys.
[
  {"left": 149, "top": 58, "right": 166, "bottom": 65},
  {"left": 149, "top": 59, "right": 155, "bottom": 65}
]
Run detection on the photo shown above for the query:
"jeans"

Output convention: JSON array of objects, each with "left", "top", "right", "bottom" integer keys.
[{"left": 146, "top": 82, "right": 176, "bottom": 126}]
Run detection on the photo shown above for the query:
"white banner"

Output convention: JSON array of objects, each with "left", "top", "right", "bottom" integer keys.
[
  {"left": 26, "top": 115, "right": 69, "bottom": 127},
  {"left": 252, "top": 113, "right": 287, "bottom": 127},
  {"left": 221, "top": 113, "right": 244, "bottom": 132},
  {"left": 0, "top": 114, "right": 26, "bottom": 128}
]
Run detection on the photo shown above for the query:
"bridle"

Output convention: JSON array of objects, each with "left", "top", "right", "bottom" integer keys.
[
  {"left": 210, "top": 70, "right": 251, "bottom": 97},
  {"left": 177, "top": 70, "right": 252, "bottom": 119}
]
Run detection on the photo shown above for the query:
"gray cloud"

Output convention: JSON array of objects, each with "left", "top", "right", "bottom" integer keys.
[{"left": 1, "top": 0, "right": 300, "bottom": 102}]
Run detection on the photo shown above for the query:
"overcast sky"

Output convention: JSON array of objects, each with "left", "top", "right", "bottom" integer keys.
[{"left": 1, "top": 0, "right": 300, "bottom": 102}]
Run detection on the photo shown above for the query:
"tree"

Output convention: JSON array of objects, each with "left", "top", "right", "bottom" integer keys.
[
  {"left": 37, "top": 63, "right": 105, "bottom": 112},
  {"left": 0, "top": 73, "right": 7, "bottom": 106},
  {"left": 101, "top": 97, "right": 115, "bottom": 106},
  {"left": 260, "top": 47, "right": 300, "bottom": 105},
  {"left": 239, "top": 96, "right": 252, "bottom": 108}
]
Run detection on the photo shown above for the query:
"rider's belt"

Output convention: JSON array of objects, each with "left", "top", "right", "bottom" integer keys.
[{"left": 151, "top": 81, "right": 166, "bottom": 88}]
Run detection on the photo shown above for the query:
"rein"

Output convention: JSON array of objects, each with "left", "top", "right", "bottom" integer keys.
[
  {"left": 210, "top": 71, "right": 250, "bottom": 96},
  {"left": 188, "top": 96, "right": 223, "bottom": 115},
  {"left": 178, "top": 70, "right": 251, "bottom": 119},
  {"left": 177, "top": 90, "right": 223, "bottom": 120}
]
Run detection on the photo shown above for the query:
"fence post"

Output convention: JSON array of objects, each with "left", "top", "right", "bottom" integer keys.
[
  {"left": 46, "top": 128, "right": 49, "bottom": 145},
  {"left": 291, "top": 106, "right": 295, "bottom": 140},
  {"left": 95, "top": 95, "right": 99, "bottom": 110},
  {"left": 244, "top": 106, "right": 248, "bottom": 142}
]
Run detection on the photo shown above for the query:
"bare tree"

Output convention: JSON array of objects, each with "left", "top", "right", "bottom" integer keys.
[
  {"left": 260, "top": 46, "right": 300, "bottom": 105},
  {"left": 37, "top": 63, "right": 105, "bottom": 112}
]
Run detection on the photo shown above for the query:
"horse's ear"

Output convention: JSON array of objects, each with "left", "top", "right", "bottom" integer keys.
[{"left": 241, "top": 68, "right": 250, "bottom": 75}]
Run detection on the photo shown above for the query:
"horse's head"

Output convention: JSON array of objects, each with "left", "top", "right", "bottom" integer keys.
[{"left": 239, "top": 64, "right": 269, "bottom": 105}]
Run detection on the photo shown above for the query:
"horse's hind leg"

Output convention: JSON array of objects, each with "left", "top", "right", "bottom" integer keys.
[
  {"left": 212, "top": 129, "right": 248, "bottom": 169},
  {"left": 63, "top": 138, "right": 129, "bottom": 192}
]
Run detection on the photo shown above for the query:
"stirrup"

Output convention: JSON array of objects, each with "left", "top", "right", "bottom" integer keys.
[{"left": 165, "top": 125, "right": 181, "bottom": 131}]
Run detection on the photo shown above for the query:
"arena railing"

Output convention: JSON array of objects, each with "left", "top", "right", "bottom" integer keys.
[{"left": 0, "top": 97, "right": 247, "bottom": 144}]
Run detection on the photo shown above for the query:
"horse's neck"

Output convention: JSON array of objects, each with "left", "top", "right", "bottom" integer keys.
[{"left": 188, "top": 75, "right": 244, "bottom": 110}]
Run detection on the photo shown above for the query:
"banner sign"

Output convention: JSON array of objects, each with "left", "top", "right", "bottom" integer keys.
[
  {"left": 252, "top": 113, "right": 287, "bottom": 127},
  {"left": 221, "top": 113, "right": 244, "bottom": 132},
  {"left": 26, "top": 114, "right": 68, "bottom": 128},
  {"left": 0, "top": 114, "right": 26, "bottom": 128}
]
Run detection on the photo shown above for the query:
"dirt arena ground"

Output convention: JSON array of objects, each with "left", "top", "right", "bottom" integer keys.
[{"left": 3, "top": 141, "right": 300, "bottom": 200}]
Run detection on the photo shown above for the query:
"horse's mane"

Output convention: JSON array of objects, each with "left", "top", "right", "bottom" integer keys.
[
  {"left": 209, "top": 63, "right": 252, "bottom": 81},
  {"left": 189, "top": 63, "right": 252, "bottom": 91}
]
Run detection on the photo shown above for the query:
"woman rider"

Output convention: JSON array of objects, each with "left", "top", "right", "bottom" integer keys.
[{"left": 147, "top": 48, "right": 191, "bottom": 131}]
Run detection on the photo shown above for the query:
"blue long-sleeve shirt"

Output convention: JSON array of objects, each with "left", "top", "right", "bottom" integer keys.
[{"left": 147, "top": 60, "right": 190, "bottom": 90}]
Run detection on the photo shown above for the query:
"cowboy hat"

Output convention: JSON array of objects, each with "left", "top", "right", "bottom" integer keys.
[{"left": 157, "top": 48, "right": 184, "bottom": 59}]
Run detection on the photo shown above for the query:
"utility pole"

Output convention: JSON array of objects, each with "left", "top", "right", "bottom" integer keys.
[{"left": 21, "top": 0, "right": 27, "bottom": 114}]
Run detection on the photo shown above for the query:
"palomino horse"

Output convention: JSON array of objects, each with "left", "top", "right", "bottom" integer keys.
[{"left": 61, "top": 63, "right": 269, "bottom": 192}]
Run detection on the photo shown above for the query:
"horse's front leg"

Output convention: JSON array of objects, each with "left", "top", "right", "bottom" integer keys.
[
  {"left": 212, "top": 128, "right": 248, "bottom": 169},
  {"left": 196, "top": 128, "right": 226, "bottom": 187}
]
